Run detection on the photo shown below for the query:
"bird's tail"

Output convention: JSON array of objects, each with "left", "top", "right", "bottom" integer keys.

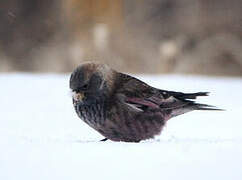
[
  {"left": 163, "top": 91, "right": 209, "bottom": 100},
  {"left": 170, "top": 102, "right": 223, "bottom": 118},
  {"left": 188, "top": 102, "right": 224, "bottom": 111},
  {"left": 167, "top": 91, "right": 224, "bottom": 118}
]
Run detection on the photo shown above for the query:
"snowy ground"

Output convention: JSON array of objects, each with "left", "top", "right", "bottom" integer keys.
[{"left": 0, "top": 73, "right": 242, "bottom": 180}]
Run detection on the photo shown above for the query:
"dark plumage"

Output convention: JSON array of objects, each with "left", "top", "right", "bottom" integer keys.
[{"left": 70, "top": 62, "right": 220, "bottom": 142}]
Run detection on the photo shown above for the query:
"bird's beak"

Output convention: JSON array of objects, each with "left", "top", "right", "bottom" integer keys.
[{"left": 72, "top": 92, "right": 85, "bottom": 102}]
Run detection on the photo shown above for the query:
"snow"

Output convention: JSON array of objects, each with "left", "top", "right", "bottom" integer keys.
[{"left": 0, "top": 73, "right": 242, "bottom": 180}]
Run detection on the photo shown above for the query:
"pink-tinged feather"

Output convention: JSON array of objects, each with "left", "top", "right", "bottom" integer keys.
[{"left": 126, "top": 97, "right": 160, "bottom": 109}]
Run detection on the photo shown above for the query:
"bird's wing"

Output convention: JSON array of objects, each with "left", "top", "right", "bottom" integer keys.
[
  {"left": 115, "top": 74, "right": 183, "bottom": 112},
  {"left": 116, "top": 74, "right": 219, "bottom": 115}
]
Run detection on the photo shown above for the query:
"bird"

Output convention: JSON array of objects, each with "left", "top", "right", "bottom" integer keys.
[{"left": 69, "top": 62, "right": 221, "bottom": 142}]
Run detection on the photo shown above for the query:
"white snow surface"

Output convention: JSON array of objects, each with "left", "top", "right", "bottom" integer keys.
[{"left": 0, "top": 73, "right": 242, "bottom": 180}]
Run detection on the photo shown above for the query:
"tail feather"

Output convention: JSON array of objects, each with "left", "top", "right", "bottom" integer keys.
[
  {"left": 160, "top": 90, "right": 224, "bottom": 118},
  {"left": 193, "top": 103, "right": 224, "bottom": 111},
  {"left": 166, "top": 91, "right": 224, "bottom": 118},
  {"left": 166, "top": 91, "right": 224, "bottom": 110},
  {"left": 169, "top": 91, "right": 209, "bottom": 100},
  {"left": 180, "top": 92, "right": 209, "bottom": 99},
  {"left": 160, "top": 90, "right": 209, "bottom": 100},
  {"left": 170, "top": 102, "right": 223, "bottom": 118}
]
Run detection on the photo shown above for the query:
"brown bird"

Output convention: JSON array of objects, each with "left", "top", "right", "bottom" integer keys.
[{"left": 70, "top": 62, "right": 220, "bottom": 142}]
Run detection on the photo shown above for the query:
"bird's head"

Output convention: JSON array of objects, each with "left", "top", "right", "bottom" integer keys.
[{"left": 70, "top": 62, "right": 115, "bottom": 105}]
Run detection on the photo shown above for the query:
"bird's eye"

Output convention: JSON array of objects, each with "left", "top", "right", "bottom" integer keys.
[
  {"left": 81, "top": 84, "right": 88, "bottom": 90},
  {"left": 73, "top": 89, "right": 80, "bottom": 93},
  {"left": 73, "top": 84, "right": 88, "bottom": 93}
]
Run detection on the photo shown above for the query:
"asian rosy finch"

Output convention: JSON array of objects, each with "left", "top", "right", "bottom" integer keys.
[{"left": 70, "top": 62, "right": 220, "bottom": 142}]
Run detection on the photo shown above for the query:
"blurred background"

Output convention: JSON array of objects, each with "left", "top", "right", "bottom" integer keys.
[{"left": 0, "top": 0, "right": 242, "bottom": 75}]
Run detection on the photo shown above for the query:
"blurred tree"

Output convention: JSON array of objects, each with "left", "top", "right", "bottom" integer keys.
[
  {"left": 0, "top": 0, "right": 242, "bottom": 75},
  {"left": 64, "top": 0, "right": 124, "bottom": 68},
  {"left": 0, "top": 0, "right": 62, "bottom": 70}
]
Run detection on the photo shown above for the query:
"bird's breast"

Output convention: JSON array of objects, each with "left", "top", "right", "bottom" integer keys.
[{"left": 74, "top": 100, "right": 106, "bottom": 128}]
